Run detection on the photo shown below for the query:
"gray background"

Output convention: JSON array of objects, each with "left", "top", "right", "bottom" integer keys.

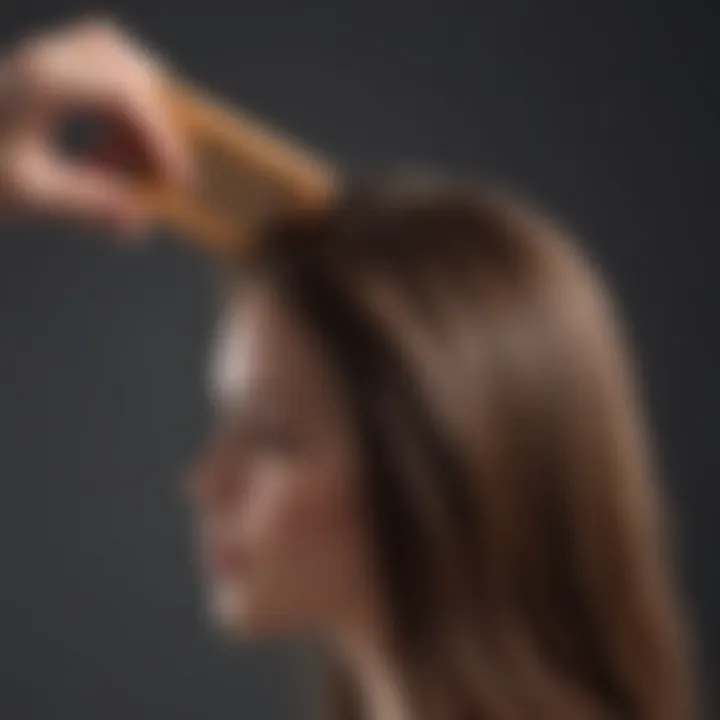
[{"left": 0, "top": 1, "right": 717, "bottom": 718}]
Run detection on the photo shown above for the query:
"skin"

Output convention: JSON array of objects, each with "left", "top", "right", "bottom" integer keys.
[
  {"left": 0, "top": 23, "right": 695, "bottom": 720},
  {"left": 191, "top": 281, "right": 409, "bottom": 720},
  {"left": 0, "top": 21, "right": 384, "bottom": 645},
  {"left": 193, "top": 281, "right": 373, "bottom": 636},
  {"left": 0, "top": 19, "right": 408, "bottom": 719},
  {"left": 0, "top": 18, "right": 188, "bottom": 233}
]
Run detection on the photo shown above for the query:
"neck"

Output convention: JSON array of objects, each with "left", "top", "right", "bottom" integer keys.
[
  {"left": 336, "top": 634, "right": 410, "bottom": 720},
  {"left": 331, "top": 586, "right": 412, "bottom": 720}
]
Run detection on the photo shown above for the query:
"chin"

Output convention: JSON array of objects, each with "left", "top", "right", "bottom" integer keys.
[{"left": 204, "top": 582, "right": 297, "bottom": 638}]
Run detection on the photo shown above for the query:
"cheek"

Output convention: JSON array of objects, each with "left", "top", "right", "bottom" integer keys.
[{"left": 243, "top": 457, "right": 368, "bottom": 616}]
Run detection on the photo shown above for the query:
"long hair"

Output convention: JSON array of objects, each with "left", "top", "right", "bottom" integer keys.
[{"left": 234, "top": 174, "right": 696, "bottom": 720}]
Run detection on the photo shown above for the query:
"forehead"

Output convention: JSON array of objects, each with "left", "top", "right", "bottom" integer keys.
[{"left": 208, "top": 281, "right": 341, "bottom": 409}]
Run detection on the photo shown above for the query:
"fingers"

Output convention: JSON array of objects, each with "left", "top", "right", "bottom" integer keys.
[
  {"left": 3, "top": 139, "right": 147, "bottom": 239},
  {"left": 105, "top": 67, "right": 189, "bottom": 188},
  {"left": 3, "top": 18, "right": 189, "bottom": 222}
]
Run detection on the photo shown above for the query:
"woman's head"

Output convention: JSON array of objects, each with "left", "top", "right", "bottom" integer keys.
[{"left": 189, "top": 176, "right": 694, "bottom": 719}]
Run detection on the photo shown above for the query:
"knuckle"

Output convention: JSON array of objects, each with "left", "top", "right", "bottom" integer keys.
[
  {"left": 115, "top": 58, "right": 159, "bottom": 101},
  {"left": 109, "top": 68, "right": 147, "bottom": 103}
]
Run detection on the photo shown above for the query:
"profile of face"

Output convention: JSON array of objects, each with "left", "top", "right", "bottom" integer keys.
[
  {"left": 183, "top": 181, "right": 693, "bottom": 720},
  {"left": 189, "top": 281, "right": 373, "bottom": 637}
]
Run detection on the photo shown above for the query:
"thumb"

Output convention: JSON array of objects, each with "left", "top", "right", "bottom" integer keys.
[{"left": 9, "top": 144, "right": 150, "bottom": 238}]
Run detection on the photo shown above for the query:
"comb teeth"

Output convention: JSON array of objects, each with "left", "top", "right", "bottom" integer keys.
[{"left": 136, "top": 79, "right": 337, "bottom": 254}]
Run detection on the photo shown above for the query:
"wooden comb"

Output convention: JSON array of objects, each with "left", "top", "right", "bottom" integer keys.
[{"left": 132, "top": 79, "right": 338, "bottom": 255}]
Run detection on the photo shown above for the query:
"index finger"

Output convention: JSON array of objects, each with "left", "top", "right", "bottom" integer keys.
[{"left": 106, "top": 69, "right": 190, "bottom": 189}]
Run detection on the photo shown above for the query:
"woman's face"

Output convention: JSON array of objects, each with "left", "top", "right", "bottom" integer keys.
[{"left": 189, "top": 281, "right": 373, "bottom": 637}]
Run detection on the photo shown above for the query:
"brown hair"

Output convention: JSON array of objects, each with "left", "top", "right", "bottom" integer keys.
[{"left": 236, "top": 173, "right": 696, "bottom": 720}]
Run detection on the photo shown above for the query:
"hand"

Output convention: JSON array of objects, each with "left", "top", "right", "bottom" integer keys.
[{"left": 0, "top": 18, "right": 188, "bottom": 238}]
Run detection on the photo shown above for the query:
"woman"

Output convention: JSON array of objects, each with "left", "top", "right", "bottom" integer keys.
[
  {"left": 0, "top": 19, "right": 697, "bottom": 720},
  {"left": 189, "top": 178, "right": 696, "bottom": 720}
]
